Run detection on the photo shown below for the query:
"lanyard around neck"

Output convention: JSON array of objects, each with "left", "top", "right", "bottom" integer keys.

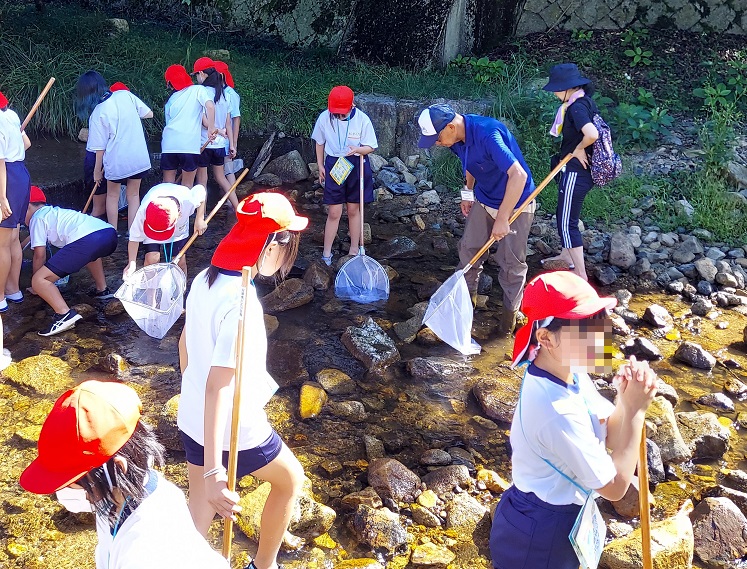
[{"left": 336, "top": 116, "right": 351, "bottom": 153}]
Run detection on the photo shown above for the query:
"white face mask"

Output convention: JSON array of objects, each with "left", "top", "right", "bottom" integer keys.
[{"left": 56, "top": 487, "right": 93, "bottom": 513}]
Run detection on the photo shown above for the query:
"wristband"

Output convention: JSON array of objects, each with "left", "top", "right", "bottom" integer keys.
[
  {"left": 203, "top": 466, "right": 227, "bottom": 479},
  {"left": 461, "top": 188, "right": 475, "bottom": 202}
]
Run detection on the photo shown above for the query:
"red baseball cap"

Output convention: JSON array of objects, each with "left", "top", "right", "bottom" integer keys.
[
  {"left": 213, "top": 61, "right": 235, "bottom": 88},
  {"left": 144, "top": 196, "right": 179, "bottom": 241},
  {"left": 192, "top": 57, "right": 215, "bottom": 74},
  {"left": 164, "top": 64, "right": 193, "bottom": 91},
  {"left": 212, "top": 192, "right": 308, "bottom": 271},
  {"left": 0, "top": 90, "right": 7, "bottom": 109},
  {"left": 328, "top": 86, "right": 354, "bottom": 114},
  {"left": 20, "top": 380, "right": 142, "bottom": 494},
  {"left": 30, "top": 186, "right": 46, "bottom": 203},
  {"left": 512, "top": 272, "right": 617, "bottom": 367},
  {"left": 110, "top": 82, "right": 129, "bottom": 92}
]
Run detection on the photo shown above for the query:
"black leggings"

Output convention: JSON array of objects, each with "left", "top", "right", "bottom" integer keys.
[{"left": 556, "top": 166, "right": 594, "bottom": 249}]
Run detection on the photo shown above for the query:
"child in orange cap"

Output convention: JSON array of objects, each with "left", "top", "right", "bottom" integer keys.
[
  {"left": 178, "top": 192, "right": 308, "bottom": 569},
  {"left": 489, "top": 271, "right": 657, "bottom": 569}
]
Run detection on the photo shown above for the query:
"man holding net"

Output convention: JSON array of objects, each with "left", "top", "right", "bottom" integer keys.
[{"left": 418, "top": 104, "right": 535, "bottom": 336}]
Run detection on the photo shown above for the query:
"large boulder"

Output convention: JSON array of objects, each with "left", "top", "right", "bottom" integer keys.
[
  {"left": 341, "top": 317, "right": 400, "bottom": 372},
  {"left": 646, "top": 396, "right": 692, "bottom": 464},
  {"left": 262, "top": 278, "right": 314, "bottom": 314},
  {"left": 677, "top": 411, "right": 730, "bottom": 460},
  {"left": 691, "top": 497, "right": 747, "bottom": 568},
  {"left": 356, "top": 95, "right": 397, "bottom": 158},
  {"left": 472, "top": 375, "right": 521, "bottom": 424},
  {"left": 367, "top": 458, "right": 421, "bottom": 502},
  {"left": 348, "top": 505, "right": 407, "bottom": 553},
  {"left": 263, "top": 150, "right": 310, "bottom": 183}
]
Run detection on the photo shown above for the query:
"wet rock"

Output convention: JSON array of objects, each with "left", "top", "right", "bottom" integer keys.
[
  {"left": 420, "top": 449, "right": 452, "bottom": 466},
  {"left": 643, "top": 304, "right": 673, "bottom": 327},
  {"left": 367, "top": 458, "right": 421, "bottom": 502},
  {"left": 677, "top": 411, "right": 730, "bottom": 460},
  {"left": 157, "top": 394, "right": 182, "bottom": 451},
  {"left": 406, "top": 357, "right": 472, "bottom": 382},
  {"left": 379, "top": 236, "right": 421, "bottom": 259},
  {"left": 721, "top": 470, "right": 747, "bottom": 494},
  {"left": 303, "top": 262, "right": 331, "bottom": 291},
  {"left": 263, "top": 279, "right": 314, "bottom": 314},
  {"left": 476, "top": 469, "right": 510, "bottom": 494},
  {"left": 411, "top": 504, "right": 442, "bottom": 528},
  {"left": 253, "top": 172, "right": 283, "bottom": 186},
  {"left": 622, "top": 337, "right": 662, "bottom": 361},
  {"left": 72, "top": 303, "right": 97, "bottom": 320},
  {"left": 348, "top": 505, "right": 407, "bottom": 552},
  {"left": 388, "top": 182, "right": 418, "bottom": 195},
  {"left": 363, "top": 434, "right": 385, "bottom": 460},
  {"left": 694, "top": 257, "right": 718, "bottom": 283},
  {"left": 341, "top": 317, "right": 400, "bottom": 372},
  {"left": 3, "top": 354, "right": 73, "bottom": 395},
  {"left": 416, "top": 327, "right": 442, "bottom": 346},
  {"left": 472, "top": 375, "right": 520, "bottom": 424},
  {"left": 647, "top": 438, "right": 666, "bottom": 486},
  {"left": 102, "top": 353, "right": 128, "bottom": 378},
  {"left": 614, "top": 306, "right": 640, "bottom": 325},
  {"left": 655, "top": 379, "right": 680, "bottom": 407},
  {"left": 446, "top": 492, "right": 490, "bottom": 537},
  {"left": 611, "top": 483, "right": 655, "bottom": 519},
  {"left": 263, "top": 150, "right": 309, "bottom": 183},
  {"left": 609, "top": 232, "right": 637, "bottom": 269},
  {"left": 724, "top": 376, "right": 747, "bottom": 399},
  {"left": 446, "top": 447, "right": 476, "bottom": 472},
  {"left": 675, "top": 341, "right": 716, "bottom": 370},
  {"left": 315, "top": 368, "right": 356, "bottom": 395},
  {"left": 103, "top": 299, "right": 126, "bottom": 317},
  {"left": 692, "top": 298, "right": 714, "bottom": 317},
  {"left": 646, "top": 396, "right": 692, "bottom": 464},
  {"left": 614, "top": 289, "right": 633, "bottom": 307},
  {"left": 422, "top": 465, "right": 471, "bottom": 496},
  {"left": 341, "top": 487, "right": 383, "bottom": 510},
  {"left": 595, "top": 265, "right": 619, "bottom": 285},
  {"left": 691, "top": 497, "right": 747, "bottom": 568},
  {"left": 393, "top": 315, "right": 424, "bottom": 343},
  {"left": 696, "top": 393, "right": 735, "bottom": 413},
  {"left": 411, "top": 542, "right": 455, "bottom": 566},
  {"left": 327, "top": 400, "right": 367, "bottom": 422},
  {"left": 334, "top": 560, "right": 384, "bottom": 569},
  {"left": 299, "top": 382, "right": 328, "bottom": 419}
]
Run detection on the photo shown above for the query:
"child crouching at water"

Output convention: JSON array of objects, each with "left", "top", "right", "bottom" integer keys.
[
  {"left": 178, "top": 192, "right": 308, "bottom": 569},
  {"left": 490, "top": 271, "right": 657, "bottom": 569}
]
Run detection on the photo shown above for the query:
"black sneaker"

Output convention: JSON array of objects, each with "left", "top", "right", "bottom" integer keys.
[
  {"left": 38, "top": 310, "right": 83, "bottom": 337},
  {"left": 89, "top": 287, "right": 114, "bottom": 300}
]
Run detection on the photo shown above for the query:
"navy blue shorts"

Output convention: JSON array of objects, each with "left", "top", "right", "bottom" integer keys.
[
  {"left": 323, "top": 155, "right": 374, "bottom": 205},
  {"left": 110, "top": 169, "right": 149, "bottom": 185},
  {"left": 198, "top": 147, "right": 226, "bottom": 168},
  {"left": 161, "top": 152, "right": 199, "bottom": 173},
  {"left": 45, "top": 227, "right": 118, "bottom": 278},
  {"left": 180, "top": 429, "right": 283, "bottom": 478},
  {"left": 1, "top": 161, "right": 30, "bottom": 229},
  {"left": 489, "top": 485, "right": 582, "bottom": 569},
  {"left": 84, "top": 150, "right": 108, "bottom": 196},
  {"left": 142, "top": 237, "right": 188, "bottom": 259}
]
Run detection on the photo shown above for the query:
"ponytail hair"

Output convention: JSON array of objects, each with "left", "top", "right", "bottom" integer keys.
[{"left": 200, "top": 68, "right": 225, "bottom": 103}]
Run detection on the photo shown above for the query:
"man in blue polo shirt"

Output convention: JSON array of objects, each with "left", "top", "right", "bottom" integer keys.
[{"left": 418, "top": 103, "right": 535, "bottom": 335}]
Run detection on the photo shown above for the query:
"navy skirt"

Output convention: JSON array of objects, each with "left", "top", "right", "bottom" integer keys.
[
  {"left": 490, "top": 485, "right": 582, "bottom": 569},
  {"left": 1, "top": 160, "right": 30, "bottom": 229}
]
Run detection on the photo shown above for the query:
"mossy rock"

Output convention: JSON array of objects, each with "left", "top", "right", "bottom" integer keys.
[{"left": 2, "top": 354, "right": 74, "bottom": 395}]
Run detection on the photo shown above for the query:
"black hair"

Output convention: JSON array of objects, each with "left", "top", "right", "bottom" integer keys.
[
  {"left": 77, "top": 421, "right": 164, "bottom": 529},
  {"left": 206, "top": 230, "right": 300, "bottom": 288},
  {"left": 74, "top": 71, "right": 108, "bottom": 121},
  {"left": 200, "top": 68, "right": 225, "bottom": 103},
  {"left": 581, "top": 80, "right": 595, "bottom": 97}
]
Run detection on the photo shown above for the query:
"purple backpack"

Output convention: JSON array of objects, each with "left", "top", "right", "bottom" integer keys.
[{"left": 589, "top": 112, "right": 622, "bottom": 186}]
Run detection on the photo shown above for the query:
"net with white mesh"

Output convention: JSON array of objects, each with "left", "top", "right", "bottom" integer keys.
[
  {"left": 334, "top": 252, "right": 389, "bottom": 304},
  {"left": 114, "top": 263, "right": 186, "bottom": 339},
  {"left": 422, "top": 269, "right": 481, "bottom": 355}
]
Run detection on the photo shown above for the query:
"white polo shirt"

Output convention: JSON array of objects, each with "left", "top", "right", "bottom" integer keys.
[
  {"left": 178, "top": 268, "right": 277, "bottom": 451},
  {"left": 30, "top": 206, "right": 112, "bottom": 249},
  {"left": 311, "top": 108, "right": 378, "bottom": 158},
  {"left": 224, "top": 86, "right": 241, "bottom": 152},
  {"left": 0, "top": 109, "right": 26, "bottom": 162},
  {"left": 510, "top": 363, "right": 616, "bottom": 506},
  {"left": 200, "top": 87, "right": 231, "bottom": 150},
  {"left": 87, "top": 90, "right": 152, "bottom": 180},
  {"left": 162, "top": 85, "right": 212, "bottom": 155},
  {"left": 129, "top": 183, "right": 206, "bottom": 245}
]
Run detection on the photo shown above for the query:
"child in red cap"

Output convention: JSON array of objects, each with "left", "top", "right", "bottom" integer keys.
[
  {"left": 124, "top": 181, "right": 207, "bottom": 279},
  {"left": 178, "top": 192, "right": 308, "bottom": 569},
  {"left": 25, "top": 186, "right": 118, "bottom": 336},
  {"left": 213, "top": 61, "right": 241, "bottom": 184},
  {"left": 0, "top": 89, "right": 32, "bottom": 312},
  {"left": 20, "top": 380, "right": 229, "bottom": 569},
  {"left": 161, "top": 64, "right": 216, "bottom": 188},
  {"left": 489, "top": 271, "right": 657, "bottom": 569},
  {"left": 311, "top": 86, "right": 378, "bottom": 266}
]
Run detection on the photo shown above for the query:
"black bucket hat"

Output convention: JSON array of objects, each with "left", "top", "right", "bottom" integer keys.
[{"left": 543, "top": 63, "right": 591, "bottom": 92}]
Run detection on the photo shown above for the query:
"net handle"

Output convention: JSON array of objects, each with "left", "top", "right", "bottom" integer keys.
[
  {"left": 21, "top": 77, "right": 56, "bottom": 132},
  {"left": 173, "top": 168, "right": 248, "bottom": 265},
  {"left": 464, "top": 154, "right": 572, "bottom": 271},
  {"left": 359, "top": 153, "right": 365, "bottom": 256}
]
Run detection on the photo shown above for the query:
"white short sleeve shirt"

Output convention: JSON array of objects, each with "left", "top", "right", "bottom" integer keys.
[
  {"left": 87, "top": 91, "right": 152, "bottom": 180},
  {"left": 162, "top": 85, "right": 212, "bottom": 155},
  {"left": 0, "top": 109, "right": 26, "bottom": 162},
  {"left": 30, "top": 206, "right": 113, "bottom": 249},
  {"left": 200, "top": 87, "right": 231, "bottom": 150},
  {"left": 128, "top": 183, "right": 206, "bottom": 245},
  {"left": 510, "top": 364, "right": 616, "bottom": 506},
  {"left": 311, "top": 108, "right": 378, "bottom": 158}
]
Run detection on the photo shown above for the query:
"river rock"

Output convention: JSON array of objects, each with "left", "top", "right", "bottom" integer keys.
[
  {"left": 342, "top": 317, "right": 400, "bottom": 372},
  {"left": 692, "top": 298, "right": 714, "bottom": 317},
  {"left": 369, "top": 153, "right": 387, "bottom": 173},
  {"left": 646, "top": 396, "right": 692, "bottom": 464},
  {"left": 422, "top": 465, "right": 471, "bottom": 496},
  {"left": 363, "top": 434, "right": 385, "bottom": 460},
  {"left": 611, "top": 482, "right": 655, "bottom": 519},
  {"left": 262, "top": 279, "right": 314, "bottom": 314},
  {"left": 672, "top": 236, "right": 704, "bottom": 264},
  {"left": 675, "top": 341, "right": 716, "bottom": 369},
  {"left": 341, "top": 487, "right": 383, "bottom": 510},
  {"left": 379, "top": 236, "right": 421, "bottom": 259},
  {"left": 377, "top": 169, "right": 401, "bottom": 189},
  {"left": 728, "top": 161, "right": 747, "bottom": 189},
  {"left": 393, "top": 315, "right": 424, "bottom": 343},
  {"left": 103, "top": 299, "right": 126, "bottom": 317},
  {"left": 253, "top": 172, "right": 283, "bottom": 186},
  {"left": 72, "top": 303, "right": 97, "bottom": 320},
  {"left": 415, "top": 190, "right": 441, "bottom": 208},
  {"left": 303, "top": 262, "right": 331, "bottom": 291},
  {"left": 411, "top": 542, "right": 456, "bottom": 566},
  {"left": 721, "top": 470, "right": 747, "bottom": 494},
  {"left": 446, "top": 492, "right": 490, "bottom": 538},
  {"left": 327, "top": 400, "right": 367, "bottom": 422},
  {"left": 609, "top": 232, "right": 637, "bottom": 269},
  {"left": 3, "top": 354, "right": 73, "bottom": 395},
  {"left": 335, "top": 560, "right": 384, "bottom": 569},
  {"left": 103, "top": 353, "right": 128, "bottom": 377},
  {"left": 472, "top": 375, "right": 520, "bottom": 424},
  {"left": 237, "top": 478, "right": 336, "bottom": 543},
  {"left": 622, "top": 337, "right": 662, "bottom": 361},
  {"left": 389, "top": 182, "right": 418, "bottom": 195},
  {"left": 696, "top": 393, "right": 735, "bottom": 413},
  {"left": 642, "top": 304, "right": 673, "bottom": 327},
  {"left": 263, "top": 150, "right": 309, "bottom": 183},
  {"left": 724, "top": 376, "right": 747, "bottom": 399},
  {"left": 420, "top": 449, "right": 452, "bottom": 466},
  {"left": 299, "top": 382, "right": 328, "bottom": 419},
  {"left": 694, "top": 257, "right": 718, "bottom": 283},
  {"left": 595, "top": 265, "right": 619, "bottom": 285},
  {"left": 349, "top": 505, "right": 407, "bottom": 552},
  {"left": 411, "top": 503, "right": 442, "bottom": 528},
  {"left": 655, "top": 378, "right": 680, "bottom": 407},
  {"left": 677, "top": 411, "right": 730, "bottom": 460},
  {"left": 367, "top": 458, "right": 421, "bottom": 502},
  {"left": 691, "top": 497, "right": 747, "bottom": 568},
  {"left": 599, "top": 506, "right": 694, "bottom": 569},
  {"left": 716, "top": 272, "right": 740, "bottom": 288},
  {"left": 647, "top": 438, "right": 666, "bottom": 486},
  {"left": 315, "top": 369, "right": 356, "bottom": 395},
  {"left": 157, "top": 394, "right": 182, "bottom": 451},
  {"left": 406, "top": 357, "right": 472, "bottom": 382}
]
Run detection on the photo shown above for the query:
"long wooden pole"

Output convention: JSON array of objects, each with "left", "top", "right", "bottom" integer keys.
[
  {"left": 81, "top": 180, "right": 100, "bottom": 214},
  {"left": 222, "top": 266, "right": 252, "bottom": 560},
  {"left": 639, "top": 428, "right": 653, "bottom": 569},
  {"left": 20, "top": 77, "right": 56, "bottom": 132}
]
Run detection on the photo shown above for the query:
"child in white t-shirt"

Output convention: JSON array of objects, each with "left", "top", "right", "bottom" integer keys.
[
  {"left": 490, "top": 272, "right": 657, "bottom": 569},
  {"left": 311, "top": 85, "right": 378, "bottom": 266},
  {"left": 124, "top": 182, "right": 207, "bottom": 279},
  {"left": 161, "top": 65, "right": 216, "bottom": 188},
  {"left": 213, "top": 61, "right": 241, "bottom": 184},
  {"left": 25, "top": 186, "right": 117, "bottom": 336},
  {"left": 178, "top": 192, "right": 308, "bottom": 569},
  {"left": 87, "top": 88, "right": 153, "bottom": 230}
]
